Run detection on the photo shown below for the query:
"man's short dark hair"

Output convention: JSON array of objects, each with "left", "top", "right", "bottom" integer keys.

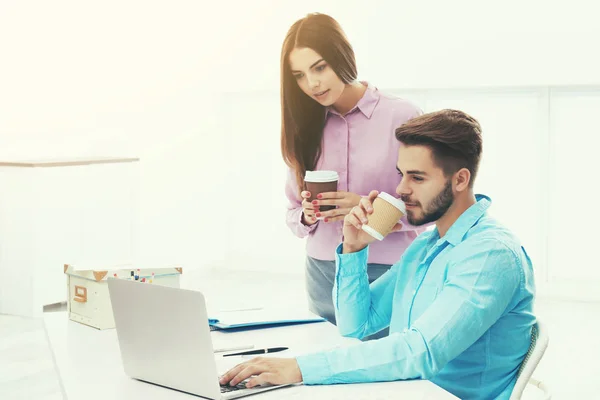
[{"left": 395, "top": 109, "right": 483, "bottom": 187}]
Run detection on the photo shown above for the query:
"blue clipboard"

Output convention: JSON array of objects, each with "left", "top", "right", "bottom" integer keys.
[{"left": 207, "top": 311, "right": 325, "bottom": 332}]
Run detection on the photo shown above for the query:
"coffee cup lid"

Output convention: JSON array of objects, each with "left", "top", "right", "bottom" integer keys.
[
  {"left": 305, "top": 170, "right": 339, "bottom": 183},
  {"left": 377, "top": 192, "right": 406, "bottom": 214}
]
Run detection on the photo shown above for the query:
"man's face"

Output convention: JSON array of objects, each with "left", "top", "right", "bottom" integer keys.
[{"left": 396, "top": 145, "right": 454, "bottom": 226}]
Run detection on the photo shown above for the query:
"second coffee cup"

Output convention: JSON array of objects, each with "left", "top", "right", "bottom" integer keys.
[
  {"left": 305, "top": 170, "right": 339, "bottom": 213},
  {"left": 361, "top": 192, "right": 406, "bottom": 241}
]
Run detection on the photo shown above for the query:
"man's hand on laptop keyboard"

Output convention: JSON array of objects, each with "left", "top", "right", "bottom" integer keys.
[{"left": 219, "top": 357, "right": 302, "bottom": 388}]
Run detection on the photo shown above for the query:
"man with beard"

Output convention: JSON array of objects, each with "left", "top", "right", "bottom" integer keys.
[{"left": 220, "top": 110, "right": 536, "bottom": 400}]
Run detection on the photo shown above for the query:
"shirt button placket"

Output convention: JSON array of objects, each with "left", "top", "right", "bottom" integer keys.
[
  {"left": 344, "top": 118, "right": 350, "bottom": 236},
  {"left": 341, "top": 117, "right": 349, "bottom": 192}
]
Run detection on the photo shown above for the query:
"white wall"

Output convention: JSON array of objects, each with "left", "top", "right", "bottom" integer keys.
[
  {"left": 391, "top": 87, "right": 600, "bottom": 301},
  {"left": 189, "top": 0, "right": 600, "bottom": 91},
  {"left": 1, "top": 1, "right": 599, "bottom": 305},
  {"left": 545, "top": 89, "right": 600, "bottom": 299}
]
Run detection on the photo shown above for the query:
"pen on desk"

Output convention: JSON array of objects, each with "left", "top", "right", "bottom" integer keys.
[
  {"left": 223, "top": 347, "right": 288, "bottom": 357},
  {"left": 213, "top": 345, "right": 255, "bottom": 354}
]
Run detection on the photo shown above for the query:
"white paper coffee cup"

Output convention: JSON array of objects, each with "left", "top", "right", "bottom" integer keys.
[{"left": 361, "top": 192, "right": 406, "bottom": 241}]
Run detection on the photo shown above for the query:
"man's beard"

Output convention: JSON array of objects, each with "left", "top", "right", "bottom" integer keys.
[{"left": 403, "top": 179, "right": 454, "bottom": 226}]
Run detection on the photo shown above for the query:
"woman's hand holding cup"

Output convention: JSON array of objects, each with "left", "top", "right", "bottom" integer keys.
[
  {"left": 311, "top": 191, "right": 362, "bottom": 222},
  {"left": 301, "top": 191, "right": 318, "bottom": 226}
]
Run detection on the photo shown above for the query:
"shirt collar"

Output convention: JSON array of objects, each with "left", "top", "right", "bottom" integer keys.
[
  {"left": 325, "top": 81, "right": 380, "bottom": 119},
  {"left": 437, "top": 194, "right": 492, "bottom": 246}
]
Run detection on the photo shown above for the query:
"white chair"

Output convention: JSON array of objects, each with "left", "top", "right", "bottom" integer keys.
[{"left": 510, "top": 320, "right": 551, "bottom": 399}]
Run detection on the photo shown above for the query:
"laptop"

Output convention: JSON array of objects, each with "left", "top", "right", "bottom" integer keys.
[{"left": 107, "top": 278, "right": 291, "bottom": 399}]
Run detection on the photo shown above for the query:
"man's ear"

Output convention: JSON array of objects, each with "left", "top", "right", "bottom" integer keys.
[{"left": 454, "top": 168, "right": 471, "bottom": 192}]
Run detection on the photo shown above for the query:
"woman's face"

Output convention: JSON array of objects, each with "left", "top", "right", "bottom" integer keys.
[{"left": 288, "top": 47, "right": 345, "bottom": 107}]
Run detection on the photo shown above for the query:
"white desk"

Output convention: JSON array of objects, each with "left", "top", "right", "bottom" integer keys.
[{"left": 44, "top": 311, "right": 457, "bottom": 400}]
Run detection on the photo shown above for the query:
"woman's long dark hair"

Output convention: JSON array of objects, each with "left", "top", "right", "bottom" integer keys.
[{"left": 280, "top": 13, "right": 357, "bottom": 194}]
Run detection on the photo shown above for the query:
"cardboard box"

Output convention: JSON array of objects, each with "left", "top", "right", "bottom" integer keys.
[{"left": 64, "top": 263, "right": 182, "bottom": 329}]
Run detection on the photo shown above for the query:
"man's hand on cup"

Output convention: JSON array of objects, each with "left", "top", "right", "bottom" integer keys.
[{"left": 342, "top": 190, "right": 403, "bottom": 253}]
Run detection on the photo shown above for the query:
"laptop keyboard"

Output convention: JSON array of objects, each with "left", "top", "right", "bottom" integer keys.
[{"left": 220, "top": 381, "right": 248, "bottom": 393}]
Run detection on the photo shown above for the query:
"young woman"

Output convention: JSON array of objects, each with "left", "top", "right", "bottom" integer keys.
[{"left": 281, "top": 13, "right": 424, "bottom": 339}]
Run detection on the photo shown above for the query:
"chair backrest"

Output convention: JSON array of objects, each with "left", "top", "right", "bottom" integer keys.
[{"left": 510, "top": 320, "right": 550, "bottom": 399}]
